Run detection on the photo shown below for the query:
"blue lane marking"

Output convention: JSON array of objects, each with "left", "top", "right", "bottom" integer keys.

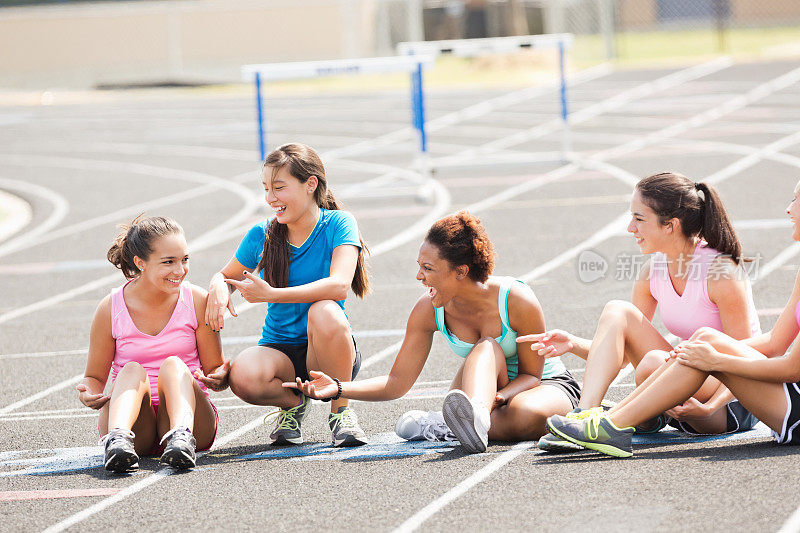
[
  {"left": 0, "top": 446, "right": 103, "bottom": 477},
  {"left": 237, "top": 433, "right": 457, "bottom": 463},
  {"left": 0, "top": 425, "right": 775, "bottom": 477},
  {"left": 632, "top": 422, "right": 773, "bottom": 445}
]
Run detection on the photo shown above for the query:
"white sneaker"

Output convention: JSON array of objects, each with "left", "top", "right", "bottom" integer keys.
[
  {"left": 395, "top": 410, "right": 456, "bottom": 442},
  {"left": 442, "top": 390, "right": 490, "bottom": 453}
]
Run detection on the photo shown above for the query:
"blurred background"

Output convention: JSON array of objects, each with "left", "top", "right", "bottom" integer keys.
[{"left": 1, "top": 0, "right": 800, "bottom": 90}]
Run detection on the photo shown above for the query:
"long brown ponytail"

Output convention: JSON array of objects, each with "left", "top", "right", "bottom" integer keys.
[
  {"left": 256, "top": 143, "right": 370, "bottom": 297},
  {"left": 636, "top": 172, "right": 743, "bottom": 264}
]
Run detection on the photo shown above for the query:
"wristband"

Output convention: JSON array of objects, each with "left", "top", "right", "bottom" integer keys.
[{"left": 321, "top": 378, "right": 342, "bottom": 402}]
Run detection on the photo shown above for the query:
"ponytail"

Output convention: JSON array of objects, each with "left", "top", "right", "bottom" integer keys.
[
  {"left": 636, "top": 172, "right": 744, "bottom": 264},
  {"left": 695, "top": 182, "right": 742, "bottom": 265},
  {"left": 256, "top": 143, "right": 370, "bottom": 297},
  {"left": 107, "top": 214, "right": 184, "bottom": 278}
]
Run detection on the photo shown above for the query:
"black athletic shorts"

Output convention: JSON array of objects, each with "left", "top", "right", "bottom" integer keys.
[
  {"left": 259, "top": 335, "right": 362, "bottom": 391},
  {"left": 773, "top": 381, "right": 800, "bottom": 445},
  {"left": 667, "top": 400, "right": 758, "bottom": 435},
  {"left": 540, "top": 370, "right": 581, "bottom": 409}
]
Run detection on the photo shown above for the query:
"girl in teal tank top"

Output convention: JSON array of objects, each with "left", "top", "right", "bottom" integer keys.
[{"left": 286, "top": 212, "right": 580, "bottom": 454}]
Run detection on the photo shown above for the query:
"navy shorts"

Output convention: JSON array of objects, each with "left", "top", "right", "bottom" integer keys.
[
  {"left": 773, "top": 381, "right": 800, "bottom": 445},
  {"left": 540, "top": 370, "right": 581, "bottom": 409},
  {"left": 260, "top": 335, "right": 362, "bottom": 386},
  {"left": 667, "top": 400, "right": 758, "bottom": 435}
]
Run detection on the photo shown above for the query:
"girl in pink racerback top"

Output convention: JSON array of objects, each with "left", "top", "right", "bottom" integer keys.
[
  {"left": 523, "top": 172, "right": 761, "bottom": 440},
  {"left": 546, "top": 179, "right": 800, "bottom": 457},
  {"left": 77, "top": 216, "right": 229, "bottom": 473}
]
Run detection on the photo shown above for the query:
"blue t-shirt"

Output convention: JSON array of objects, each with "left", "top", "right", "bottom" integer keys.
[{"left": 235, "top": 208, "right": 361, "bottom": 344}]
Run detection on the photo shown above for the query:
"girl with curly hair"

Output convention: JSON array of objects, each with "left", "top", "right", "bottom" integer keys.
[{"left": 285, "top": 211, "right": 579, "bottom": 453}]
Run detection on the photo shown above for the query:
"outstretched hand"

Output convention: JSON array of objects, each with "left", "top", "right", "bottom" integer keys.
[
  {"left": 282, "top": 370, "right": 339, "bottom": 400},
  {"left": 194, "top": 360, "right": 231, "bottom": 392},
  {"left": 76, "top": 383, "right": 110, "bottom": 410},
  {"left": 517, "top": 329, "right": 573, "bottom": 358},
  {"left": 224, "top": 271, "right": 276, "bottom": 304}
]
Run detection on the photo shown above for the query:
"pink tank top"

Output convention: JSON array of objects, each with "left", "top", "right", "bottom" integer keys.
[
  {"left": 795, "top": 298, "right": 800, "bottom": 329},
  {"left": 110, "top": 280, "right": 206, "bottom": 407},
  {"left": 649, "top": 243, "right": 761, "bottom": 341}
]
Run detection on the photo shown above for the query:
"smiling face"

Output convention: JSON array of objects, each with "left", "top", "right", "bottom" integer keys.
[
  {"left": 416, "top": 240, "right": 463, "bottom": 308},
  {"left": 262, "top": 165, "right": 318, "bottom": 225},
  {"left": 787, "top": 181, "right": 800, "bottom": 242},
  {"left": 627, "top": 190, "right": 673, "bottom": 254},
  {"left": 134, "top": 232, "right": 189, "bottom": 293}
]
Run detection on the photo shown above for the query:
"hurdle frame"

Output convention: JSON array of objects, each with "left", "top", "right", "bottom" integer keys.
[
  {"left": 398, "top": 33, "right": 574, "bottom": 159},
  {"left": 242, "top": 55, "right": 435, "bottom": 162}
]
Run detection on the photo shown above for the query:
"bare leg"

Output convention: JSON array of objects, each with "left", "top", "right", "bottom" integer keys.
[
  {"left": 157, "top": 356, "right": 196, "bottom": 431},
  {"left": 229, "top": 346, "right": 299, "bottom": 409},
  {"left": 306, "top": 300, "right": 357, "bottom": 414},
  {"left": 451, "top": 337, "right": 508, "bottom": 410},
  {"left": 157, "top": 376, "right": 217, "bottom": 450},
  {"left": 579, "top": 300, "right": 672, "bottom": 409},
  {"left": 98, "top": 361, "right": 157, "bottom": 455},
  {"left": 489, "top": 385, "right": 573, "bottom": 441}
]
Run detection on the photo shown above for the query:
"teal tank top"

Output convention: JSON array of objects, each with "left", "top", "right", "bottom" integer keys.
[{"left": 433, "top": 277, "right": 566, "bottom": 380}]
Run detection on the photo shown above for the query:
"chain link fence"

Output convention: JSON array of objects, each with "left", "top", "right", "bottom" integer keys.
[{"left": 375, "top": 0, "right": 800, "bottom": 63}]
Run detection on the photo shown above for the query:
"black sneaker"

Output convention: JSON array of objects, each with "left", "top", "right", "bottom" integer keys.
[
  {"left": 159, "top": 427, "right": 197, "bottom": 470},
  {"left": 102, "top": 428, "right": 139, "bottom": 473}
]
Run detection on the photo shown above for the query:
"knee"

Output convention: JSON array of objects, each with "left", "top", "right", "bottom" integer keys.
[
  {"left": 691, "top": 327, "right": 721, "bottom": 343},
  {"left": 228, "top": 358, "right": 272, "bottom": 403},
  {"left": 307, "top": 300, "right": 348, "bottom": 340},
  {"left": 468, "top": 337, "right": 502, "bottom": 358},
  {"left": 118, "top": 361, "right": 147, "bottom": 381},
  {"left": 634, "top": 350, "right": 665, "bottom": 384},
  {"left": 158, "top": 356, "right": 190, "bottom": 378},
  {"left": 600, "top": 300, "right": 636, "bottom": 324}
]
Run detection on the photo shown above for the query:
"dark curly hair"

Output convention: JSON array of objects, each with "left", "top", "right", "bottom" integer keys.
[{"left": 425, "top": 211, "right": 495, "bottom": 283}]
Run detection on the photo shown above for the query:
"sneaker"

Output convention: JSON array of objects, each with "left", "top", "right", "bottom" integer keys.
[
  {"left": 159, "top": 427, "right": 197, "bottom": 470},
  {"left": 267, "top": 395, "right": 311, "bottom": 446},
  {"left": 328, "top": 406, "right": 368, "bottom": 447},
  {"left": 395, "top": 410, "right": 456, "bottom": 442},
  {"left": 546, "top": 411, "right": 634, "bottom": 458},
  {"left": 442, "top": 389, "right": 490, "bottom": 454},
  {"left": 537, "top": 407, "right": 606, "bottom": 453},
  {"left": 101, "top": 428, "right": 139, "bottom": 473},
  {"left": 633, "top": 413, "right": 669, "bottom": 434}
]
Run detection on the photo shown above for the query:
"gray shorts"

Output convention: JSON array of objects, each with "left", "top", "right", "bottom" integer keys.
[
  {"left": 667, "top": 400, "right": 758, "bottom": 435},
  {"left": 540, "top": 370, "right": 581, "bottom": 409}
]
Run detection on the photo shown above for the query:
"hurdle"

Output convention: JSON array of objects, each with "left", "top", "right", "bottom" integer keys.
[
  {"left": 242, "top": 55, "right": 435, "bottom": 162},
  {"left": 398, "top": 33, "right": 574, "bottom": 159}
]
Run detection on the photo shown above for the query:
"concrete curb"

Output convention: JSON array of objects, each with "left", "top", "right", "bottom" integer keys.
[{"left": 0, "top": 189, "right": 32, "bottom": 243}]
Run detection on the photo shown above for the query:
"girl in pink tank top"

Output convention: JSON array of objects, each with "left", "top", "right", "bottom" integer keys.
[
  {"left": 76, "top": 216, "right": 229, "bottom": 473},
  {"left": 544, "top": 178, "right": 800, "bottom": 457},
  {"left": 531, "top": 172, "right": 761, "bottom": 440}
]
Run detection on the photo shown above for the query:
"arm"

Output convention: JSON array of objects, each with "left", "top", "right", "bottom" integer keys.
[
  {"left": 284, "top": 295, "right": 436, "bottom": 401},
  {"left": 631, "top": 260, "right": 657, "bottom": 321},
  {"left": 206, "top": 255, "right": 248, "bottom": 331},
  {"left": 499, "top": 282, "right": 545, "bottom": 404},
  {"left": 191, "top": 286, "right": 230, "bottom": 391},
  {"left": 76, "top": 297, "right": 115, "bottom": 409},
  {"left": 227, "top": 244, "right": 358, "bottom": 304},
  {"left": 706, "top": 258, "right": 756, "bottom": 341},
  {"left": 743, "top": 268, "right": 800, "bottom": 356}
]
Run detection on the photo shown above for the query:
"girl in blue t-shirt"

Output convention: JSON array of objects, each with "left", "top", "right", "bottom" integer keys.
[{"left": 205, "top": 143, "right": 370, "bottom": 447}]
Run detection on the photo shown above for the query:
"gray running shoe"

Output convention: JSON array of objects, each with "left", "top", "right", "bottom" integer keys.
[
  {"left": 546, "top": 412, "right": 634, "bottom": 458},
  {"left": 633, "top": 413, "right": 669, "bottom": 434},
  {"left": 395, "top": 410, "right": 456, "bottom": 442},
  {"left": 329, "top": 406, "right": 368, "bottom": 447},
  {"left": 159, "top": 427, "right": 197, "bottom": 470},
  {"left": 102, "top": 428, "right": 139, "bottom": 473},
  {"left": 442, "top": 389, "right": 490, "bottom": 454},
  {"left": 537, "top": 432, "right": 584, "bottom": 452},
  {"left": 268, "top": 395, "right": 311, "bottom": 446}
]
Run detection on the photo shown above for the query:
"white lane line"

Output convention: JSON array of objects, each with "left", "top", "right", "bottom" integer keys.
[
  {"left": 0, "top": 178, "right": 69, "bottom": 256},
  {"left": 435, "top": 57, "right": 733, "bottom": 165},
  {"left": 0, "top": 374, "right": 82, "bottom": 416},
  {"left": 0, "top": 188, "right": 32, "bottom": 243},
  {"left": 0, "top": 155, "right": 259, "bottom": 258},
  {"left": 778, "top": 506, "right": 800, "bottom": 533},
  {"left": 392, "top": 441, "right": 536, "bottom": 533}
]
